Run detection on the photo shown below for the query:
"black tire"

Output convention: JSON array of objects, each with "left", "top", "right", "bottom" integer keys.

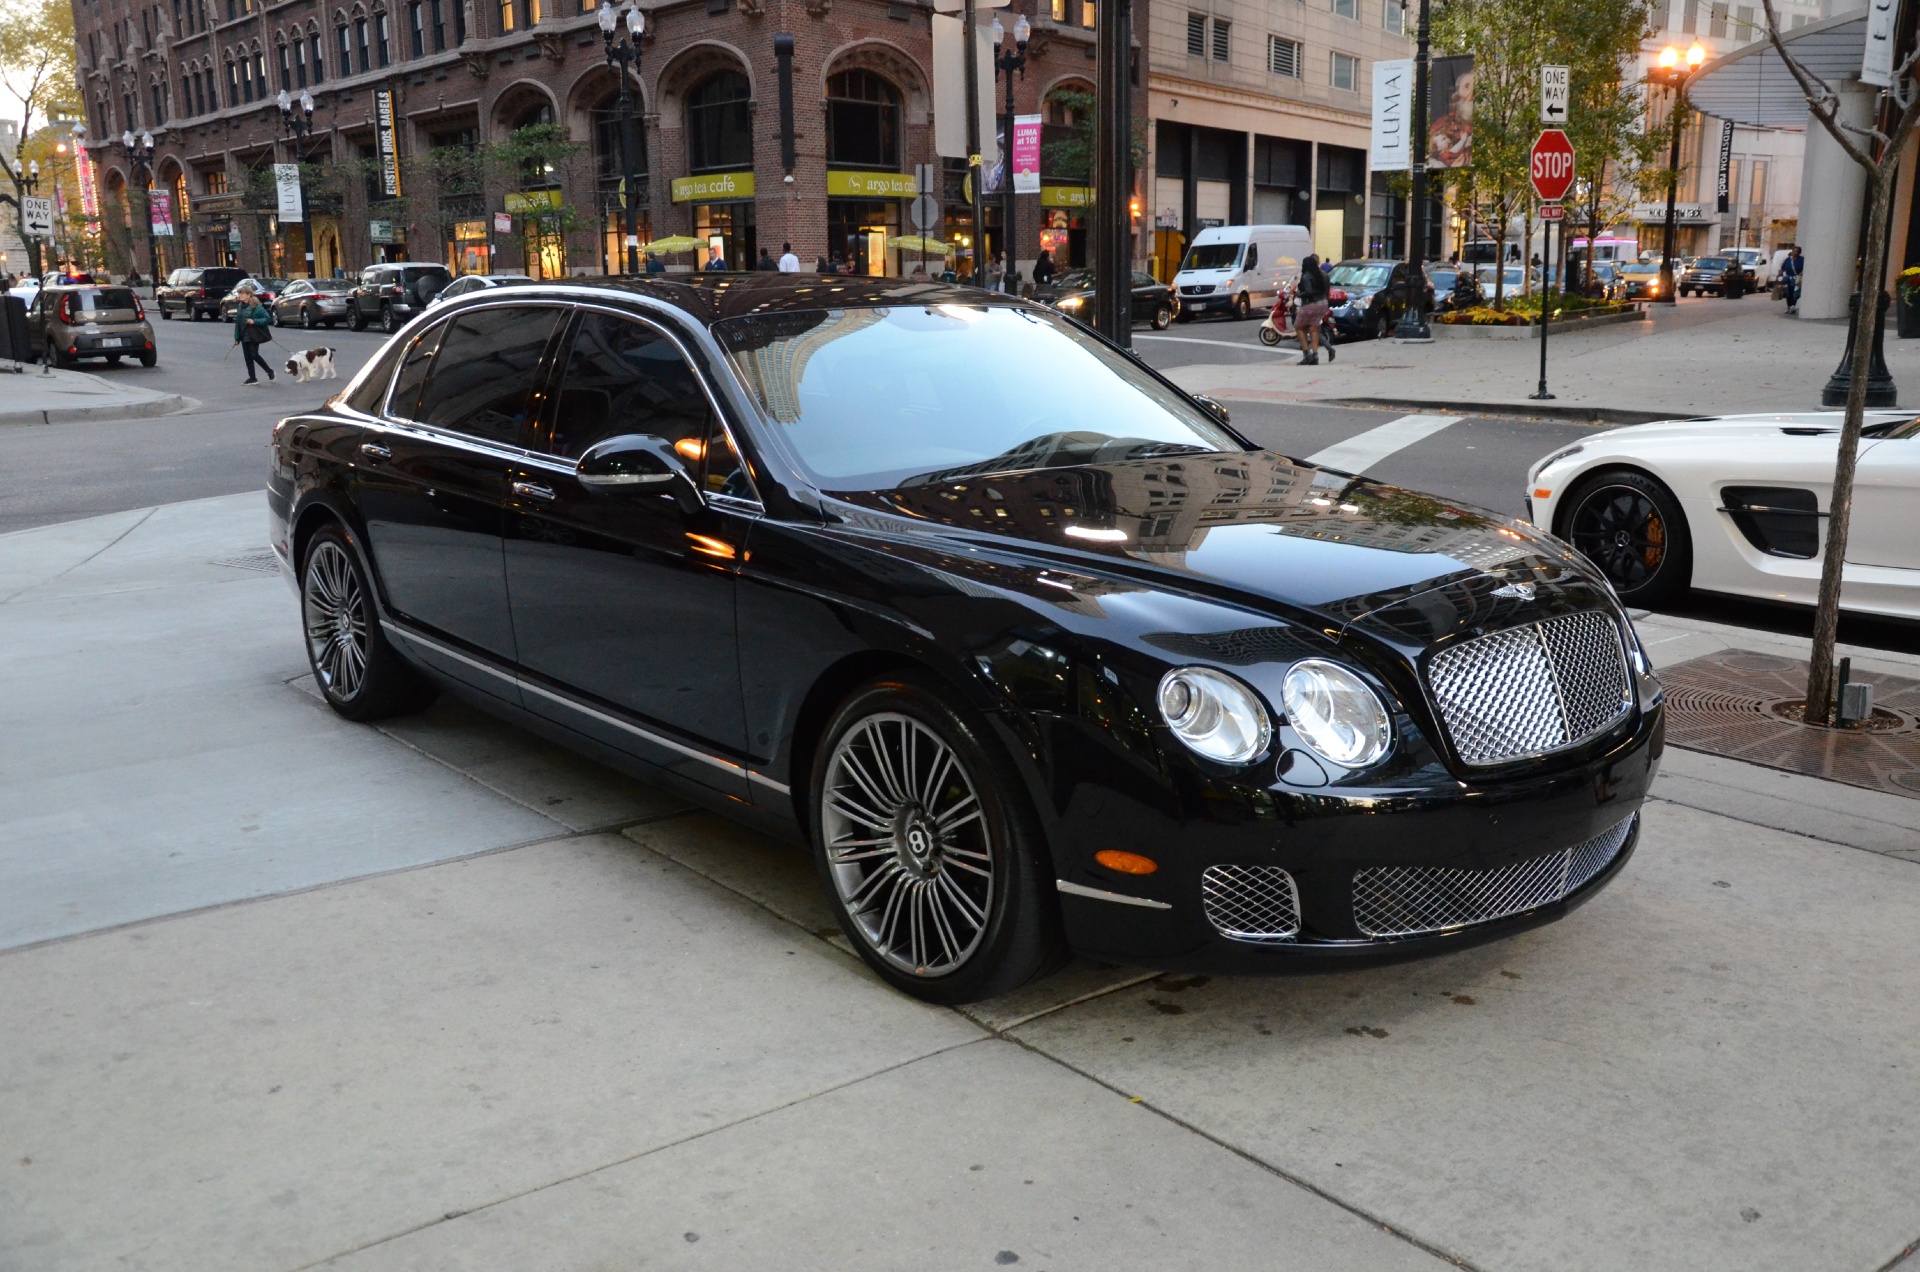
[
  {"left": 189, "top": 305, "right": 202, "bottom": 321},
  {"left": 1258, "top": 323, "right": 1282, "bottom": 347},
  {"left": 1151, "top": 303, "right": 1172, "bottom": 331},
  {"left": 1375, "top": 308, "right": 1394, "bottom": 340},
  {"left": 300, "top": 524, "right": 437, "bottom": 722},
  {"left": 1560, "top": 469, "right": 1693, "bottom": 607},
  {"left": 349, "top": 302, "right": 368, "bottom": 332},
  {"left": 45, "top": 337, "right": 71, "bottom": 369},
  {"left": 138, "top": 351, "right": 156, "bottom": 367},
  {"left": 301, "top": 305, "right": 316, "bottom": 329},
  {"left": 159, "top": 306, "right": 172, "bottom": 320},
  {"left": 381, "top": 303, "right": 402, "bottom": 334},
  {"left": 1233, "top": 292, "right": 1252, "bottom": 320},
  {"left": 810, "top": 673, "right": 1065, "bottom": 1004}
]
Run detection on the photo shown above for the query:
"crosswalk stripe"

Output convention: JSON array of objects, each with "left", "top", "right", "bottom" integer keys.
[{"left": 1304, "top": 413, "right": 1461, "bottom": 474}]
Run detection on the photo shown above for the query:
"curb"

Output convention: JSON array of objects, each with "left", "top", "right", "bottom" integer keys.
[
  {"left": 0, "top": 392, "right": 196, "bottom": 426},
  {"left": 1316, "top": 395, "right": 1689, "bottom": 427}
]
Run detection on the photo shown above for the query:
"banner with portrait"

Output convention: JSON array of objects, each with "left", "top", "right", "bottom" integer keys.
[{"left": 1427, "top": 55, "right": 1475, "bottom": 170}]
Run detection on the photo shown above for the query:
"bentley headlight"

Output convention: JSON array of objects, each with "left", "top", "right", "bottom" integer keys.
[
  {"left": 1282, "top": 660, "right": 1392, "bottom": 769},
  {"left": 1057, "top": 296, "right": 1085, "bottom": 309},
  {"left": 1157, "top": 667, "right": 1272, "bottom": 765}
]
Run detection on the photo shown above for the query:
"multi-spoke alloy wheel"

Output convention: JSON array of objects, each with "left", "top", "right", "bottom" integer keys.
[
  {"left": 822, "top": 713, "right": 994, "bottom": 977},
  {"left": 299, "top": 525, "right": 436, "bottom": 721},
  {"left": 811, "top": 677, "right": 1064, "bottom": 1003},
  {"left": 1563, "top": 469, "right": 1692, "bottom": 606}
]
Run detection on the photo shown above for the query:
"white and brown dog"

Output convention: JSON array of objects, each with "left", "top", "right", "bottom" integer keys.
[{"left": 285, "top": 347, "right": 339, "bottom": 382}]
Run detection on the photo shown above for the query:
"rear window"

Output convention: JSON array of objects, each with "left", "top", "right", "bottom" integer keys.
[
  {"left": 67, "top": 289, "right": 139, "bottom": 312},
  {"left": 402, "top": 266, "right": 451, "bottom": 282}
]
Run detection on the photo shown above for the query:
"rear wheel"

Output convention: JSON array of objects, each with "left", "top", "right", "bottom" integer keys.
[
  {"left": 1151, "top": 302, "right": 1172, "bottom": 331},
  {"left": 381, "top": 303, "right": 402, "bottom": 334},
  {"left": 1258, "top": 323, "right": 1282, "bottom": 347},
  {"left": 301, "top": 305, "right": 316, "bottom": 329},
  {"left": 1375, "top": 308, "right": 1394, "bottom": 339},
  {"left": 811, "top": 674, "right": 1064, "bottom": 1004},
  {"left": 188, "top": 305, "right": 202, "bottom": 321},
  {"left": 138, "top": 351, "right": 156, "bottom": 367},
  {"left": 159, "top": 306, "right": 172, "bottom": 320},
  {"left": 301, "top": 525, "right": 436, "bottom": 721},
  {"left": 1561, "top": 469, "right": 1693, "bottom": 607}
]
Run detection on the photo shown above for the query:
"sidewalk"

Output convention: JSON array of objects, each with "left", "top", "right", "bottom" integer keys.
[
  {"left": 1164, "top": 298, "right": 1920, "bottom": 422},
  {"left": 7, "top": 494, "right": 1920, "bottom": 1272},
  {"left": 0, "top": 364, "right": 194, "bottom": 424}
]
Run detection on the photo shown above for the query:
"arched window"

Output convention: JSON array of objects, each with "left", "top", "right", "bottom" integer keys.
[
  {"left": 686, "top": 72, "right": 751, "bottom": 172},
  {"left": 826, "top": 69, "right": 900, "bottom": 170},
  {"left": 593, "top": 93, "right": 647, "bottom": 184}
]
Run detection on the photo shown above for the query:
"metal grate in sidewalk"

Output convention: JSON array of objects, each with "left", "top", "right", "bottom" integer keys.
[
  {"left": 1660, "top": 651, "right": 1920, "bottom": 800},
  {"left": 211, "top": 552, "right": 280, "bottom": 574}
]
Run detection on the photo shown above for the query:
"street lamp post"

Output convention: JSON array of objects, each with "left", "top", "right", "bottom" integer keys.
[
  {"left": 278, "top": 89, "right": 318, "bottom": 278},
  {"left": 1653, "top": 42, "right": 1705, "bottom": 306},
  {"left": 122, "top": 130, "right": 159, "bottom": 300},
  {"left": 600, "top": 0, "right": 646, "bottom": 276},
  {"left": 991, "top": 13, "right": 1030, "bottom": 295},
  {"left": 1393, "top": 0, "right": 1432, "bottom": 340}
]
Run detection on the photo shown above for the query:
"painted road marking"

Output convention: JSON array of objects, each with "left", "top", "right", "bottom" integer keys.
[
  {"left": 1304, "top": 413, "right": 1461, "bottom": 474},
  {"left": 1132, "top": 334, "right": 1264, "bottom": 348}
]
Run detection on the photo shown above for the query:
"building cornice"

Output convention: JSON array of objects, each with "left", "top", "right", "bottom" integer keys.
[{"left": 1148, "top": 70, "right": 1368, "bottom": 130}]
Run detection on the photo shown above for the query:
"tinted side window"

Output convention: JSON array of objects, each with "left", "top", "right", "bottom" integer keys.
[
  {"left": 550, "top": 311, "right": 713, "bottom": 463},
  {"left": 1244, "top": 244, "right": 1258, "bottom": 272},
  {"left": 386, "top": 321, "right": 447, "bottom": 420},
  {"left": 343, "top": 338, "right": 410, "bottom": 415},
  {"left": 417, "top": 305, "right": 561, "bottom": 446}
]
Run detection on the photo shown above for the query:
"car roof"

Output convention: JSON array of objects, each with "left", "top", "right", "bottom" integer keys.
[{"left": 426, "top": 274, "right": 1018, "bottom": 328}]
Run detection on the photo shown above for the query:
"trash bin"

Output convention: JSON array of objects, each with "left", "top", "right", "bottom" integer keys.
[{"left": 0, "top": 294, "right": 29, "bottom": 363}]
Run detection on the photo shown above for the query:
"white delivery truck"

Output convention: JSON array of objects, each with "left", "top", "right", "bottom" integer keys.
[{"left": 1172, "top": 224, "right": 1313, "bottom": 321}]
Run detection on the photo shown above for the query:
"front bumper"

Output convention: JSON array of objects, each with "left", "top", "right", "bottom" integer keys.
[{"left": 1050, "top": 703, "right": 1663, "bottom": 973}]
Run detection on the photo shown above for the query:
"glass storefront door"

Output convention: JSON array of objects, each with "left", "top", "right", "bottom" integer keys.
[
  {"left": 827, "top": 199, "right": 902, "bottom": 276},
  {"left": 693, "top": 201, "right": 755, "bottom": 270}
]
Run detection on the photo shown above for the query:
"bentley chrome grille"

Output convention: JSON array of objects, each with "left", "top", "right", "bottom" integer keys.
[
  {"left": 1426, "top": 610, "right": 1632, "bottom": 765},
  {"left": 1351, "top": 815, "right": 1636, "bottom": 939},
  {"left": 1201, "top": 864, "right": 1301, "bottom": 942}
]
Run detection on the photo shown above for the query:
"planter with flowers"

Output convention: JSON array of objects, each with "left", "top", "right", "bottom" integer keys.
[{"left": 1897, "top": 266, "right": 1920, "bottom": 337}]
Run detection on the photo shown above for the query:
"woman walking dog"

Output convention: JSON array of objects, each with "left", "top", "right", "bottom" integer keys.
[{"left": 232, "top": 281, "right": 275, "bottom": 385}]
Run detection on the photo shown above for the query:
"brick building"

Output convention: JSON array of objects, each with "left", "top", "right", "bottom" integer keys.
[{"left": 71, "top": 0, "right": 1139, "bottom": 282}]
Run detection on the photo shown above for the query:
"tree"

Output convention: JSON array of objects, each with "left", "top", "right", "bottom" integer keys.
[
  {"left": 0, "top": 0, "right": 81, "bottom": 275},
  {"left": 1759, "top": 0, "right": 1920, "bottom": 725},
  {"left": 1561, "top": 0, "right": 1661, "bottom": 289}
]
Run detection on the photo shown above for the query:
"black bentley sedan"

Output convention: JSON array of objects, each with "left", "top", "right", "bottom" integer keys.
[
  {"left": 268, "top": 275, "right": 1663, "bottom": 1003},
  {"left": 1035, "top": 269, "right": 1179, "bottom": 330}
]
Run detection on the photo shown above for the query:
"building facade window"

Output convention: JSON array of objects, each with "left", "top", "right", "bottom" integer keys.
[
  {"left": 1081, "top": 0, "right": 1093, "bottom": 27},
  {"left": 1330, "top": 50, "right": 1358, "bottom": 89},
  {"left": 686, "top": 71, "right": 752, "bottom": 172},
  {"left": 354, "top": 17, "right": 370, "bottom": 70},
  {"left": 826, "top": 70, "right": 901, "bottom": 170},
  {"left": 278, "top": 42, "right": 291, "bottom": 88},
  {"left": 407, "top": 2, "right": 422, "bottom": 56},
  {"left": 1185, "top": 11, "right": 1204, "bottom": 55},
  {"left": 1211, "top": 18, "right": 1230, "bottom": 59},
  {"left": 375, "top": 11, "right": 390, "bottom": 64},
  {"left": 498, "top": 0, "right": 516, "bottom": 31},
  {"left": 204, "top": 168, "right": 228, "bottom": 194},
  {"left": 1051, "top": 0, "right": 1065, "bottom": 18},
  {"left": 1332, "top": 0, "right": 1355, "bottom": 19},
  {"left": 1709, "top": 1, "right": 1726, "bottom": 36},
  {"left": 335, "top": 25, "right": 350, "bottom": 76},
  {"left": 293, "top": 38, "right": 307, "bottom": 84},
  {"left": 1383, "top": 0, "right": 1403, "bottom": 33},
  {"left": 430, "top": 0, "right": 445, "bottom": 47},
  {"left": 1267, "top": 34, "right": 1300, "bottom": 76},
  {"left": 310, "top": 31, "right": 325, "bottom": 80}
]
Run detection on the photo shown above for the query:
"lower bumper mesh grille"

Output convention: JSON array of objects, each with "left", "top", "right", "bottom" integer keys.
[
  {"left": 1202, "top": 864, "right": 1301, "bottom": 942},
  {"left": 1351, "top": 815, "right": 1636, "bottom": 939}
]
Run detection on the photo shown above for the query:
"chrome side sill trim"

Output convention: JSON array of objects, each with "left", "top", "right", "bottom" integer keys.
[
  {"left": 1056, "top": 879, "right": 1173, "bottom": 910},
  {"left": 382, "top": 620, "right": 790, "bottom": 796}
]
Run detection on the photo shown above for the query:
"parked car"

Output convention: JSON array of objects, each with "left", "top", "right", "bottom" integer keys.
[
  {"left": 1038, "top": 269, "right": 1179, "bottom": 329},
  {"left": 156, "top": 266, "right": 248, "bottom": 320},
  {"left": 1530, "top": 410, "right": 1920, "bottom": 616},
  {"left": 272, "top": 278, "right": 356, "bottom": 329},
  {"left": 348, "top": 263, "right": 453, "bottom": 333},
  {"left": 1173, "top": 224, "right": 1312, "bottom": 321},
  {"left": 1678, "top": 256, "right": 1752, "bottom": 297},
  {"left": 427, "top": 273, "right": 537, "bottom": 308},
  {"left": 10, "top": 277, "right": 40, "bottom": 309},
  {"left": 269, "top": 274, "right": 1660, "bottom": 1002},
  {"left": 1549, "top": 262, "right": 1623, "bottom": 300},
  {"left": 1725, "top": 247, "right": 1770, "bottom": 288},
  {"left": 218, "top": 278, "right": 289, "bottom": 321},
  {"left": 1326, "top": 259, "right": 1436, "bottom": 339},
  {"left": 1617, "top": 261, "right": 1667, "bottom": 301},
  {"left": 27, "top": 284, "right": 157, "bottom": 367},
  {"left": 1473, "top": 264, "right": 1543, "bottom": 295}
]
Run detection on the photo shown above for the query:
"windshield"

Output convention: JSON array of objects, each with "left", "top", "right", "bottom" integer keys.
[
  {"left": 1182, "top": 244, "right": 1242, "bottom": 271},
  {"left": 1622, "top": 263, "right": 1660, "bottom": 275},
  {"left": 1695, "top": 257, "right": 1728, "bottom": 269},
  {"left": 1329, "top": 264, "right": 1392, "bottom": 288},
  {"left": 717, "top": 304, "right": 1241, "bottom": 492}
]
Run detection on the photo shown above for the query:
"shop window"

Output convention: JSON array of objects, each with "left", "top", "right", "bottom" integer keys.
[
  {"left": 1267, "top": 35, "right": 1300, "bottom": 76},
  {"left": 827, "top": 70, "right": 901, "bottom": 171},
  {"left": 1330, "top": 51, "right": 1358, "bottom": 89},
  {"left": 687, "top": 71, "right": 753, "bottom": 172}
]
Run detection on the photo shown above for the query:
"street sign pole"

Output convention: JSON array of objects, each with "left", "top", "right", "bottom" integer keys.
[
  {"left": 1527, "top": 130, "right": 1573, "bottom": 403},
  {"left": 1532, "top": 205, "right": 1555, "bottom": 400}
]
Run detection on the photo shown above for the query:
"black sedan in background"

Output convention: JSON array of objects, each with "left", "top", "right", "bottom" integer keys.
[
  {"left": 1679, "top": 255, "right": 1752, "bottom": 297},
  {"left": 155, "top": 265, "right": 248, "bottom": 320},
  {"left": 272, "top": 278, "right": 356, "bottom": 329},
  {"left": 1037, "top": 269, "right": 1178, "bottom": 329},
  {"left": 1327, "top": 259, "right": 1437, "bottom": 339},
  {"left": 270, "top": 275, "right": 1660, "bottom": 1003}
]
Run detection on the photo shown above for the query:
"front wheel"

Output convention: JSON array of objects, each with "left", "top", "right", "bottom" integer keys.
[
  {"left": 1561, "top": 469, "right": 1694, "bottom": 607},
  {"left": 1151, "top": 303, "right": 1172, "bottom": 331},
  {"left": 301, "top": 306, "right": 315, "bottom": 329},
  {"left": 811, "top": 675, "right": 1064, "bottom": 1004},
  {"left": 301, "top": 526, "right": 437, "bottom": 721},
  {"left": 1258, "top": 323, "right": 1282, "bottom": 347},
  {"left": 349, "top": 303, "right": 368, "bottom": 332},
  {"left": 1233, "top": 292, "right": 1252, "bottom": 320}
]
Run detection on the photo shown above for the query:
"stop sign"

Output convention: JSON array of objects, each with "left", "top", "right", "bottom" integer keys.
[{"left": 1530, "top": 129, "right": 1576, "bottom": 202}]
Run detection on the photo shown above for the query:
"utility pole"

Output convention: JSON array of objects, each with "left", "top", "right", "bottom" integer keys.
[
  {"left": 1093, "top": 0, "right": 1132, "bottom": 344},
  {"left": 600, "top": 0, "right": 646, "bottom": 275},
  {"left": 964, "top": 0, "right": 986, "bottom": 285}
]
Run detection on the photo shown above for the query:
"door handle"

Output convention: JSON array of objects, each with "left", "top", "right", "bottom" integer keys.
[
  {"left": 359, "top": 442, "right": 391, "bottom": 462},
  {"left": 512, "top": 481, "right": 557, "bottom": 503}
]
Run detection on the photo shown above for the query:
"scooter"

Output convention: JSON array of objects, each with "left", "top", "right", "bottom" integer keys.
[{"left": 1258, "top": 284, "right": 1343, "bottom": 351}]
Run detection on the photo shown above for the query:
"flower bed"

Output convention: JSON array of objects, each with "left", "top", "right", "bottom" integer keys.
[{"left": 1435, "top": 300, "right": 1637, "bottom": 325}]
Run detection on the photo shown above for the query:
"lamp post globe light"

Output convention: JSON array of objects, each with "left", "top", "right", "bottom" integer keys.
[
  {"left": 1653, "top": 41, "right": 1705, "bottom": 306},
  {"left": 122, "top": 129, "right": 159, "bottom": 298},
  {"left": 991, "top": 12, "right": 1030, "bottom": 293},
  {"left": 600, "top": 0, "right": 646, "bottom": 276}
]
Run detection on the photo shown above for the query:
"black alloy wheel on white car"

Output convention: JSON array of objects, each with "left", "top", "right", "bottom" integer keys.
[
  {"left": 1560, "top": 469, "right": 1694, "bottom": 607},
  {"left": 810, "top": 673, "right": 1063, "bottom": 1004},
  {"left": 300, "top": 525, "right": 437, "bottom": 721}
]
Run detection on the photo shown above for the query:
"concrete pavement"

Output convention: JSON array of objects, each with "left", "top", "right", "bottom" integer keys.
[
  {"left": 0, "top": 364, "right": 194, "bottom": 425},
  {"left": 6, "top": 491, "right": 1920, "bottom": 1271}
]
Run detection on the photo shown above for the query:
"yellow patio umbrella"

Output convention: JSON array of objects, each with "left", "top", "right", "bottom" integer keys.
[
  {"left": 643, "top": 236, "right": 707, "bottom": 254},
  {"left": 887, "top": 235, "right": 952, "bottom": 255}
]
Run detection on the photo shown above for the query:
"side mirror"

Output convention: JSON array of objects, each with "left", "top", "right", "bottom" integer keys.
[
  {"left": 1192, "top": 394, "right": 1231, "bottom": 426},
  {"left": 577, "top": 433, "right": 698, "bottom": 496}
]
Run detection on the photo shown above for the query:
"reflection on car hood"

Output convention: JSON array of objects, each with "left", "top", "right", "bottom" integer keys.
[{"left": 827, "top": 450, "right": 1600, "bottom": 644}]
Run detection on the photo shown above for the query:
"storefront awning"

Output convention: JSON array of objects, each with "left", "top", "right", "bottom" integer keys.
[{"left": 1687, "top": 10, "right": 1869, "bottom": 128}]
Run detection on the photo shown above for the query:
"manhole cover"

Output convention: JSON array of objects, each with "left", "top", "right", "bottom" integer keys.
[
  {"left": 212, "top": 552, "right": 279, "bottom": 573},
  {"left": 1660, "top": 650, "right": 1920, "bottom": 801}
]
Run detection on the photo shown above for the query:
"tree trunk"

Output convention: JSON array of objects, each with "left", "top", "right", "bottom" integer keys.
[{"left": 1804, "top": 163, "right": 1895, "bottom": 725}]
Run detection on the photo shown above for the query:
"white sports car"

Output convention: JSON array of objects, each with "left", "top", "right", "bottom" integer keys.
[{"left": 1526, "top": 411, "right": 1920, "bottom": 620}]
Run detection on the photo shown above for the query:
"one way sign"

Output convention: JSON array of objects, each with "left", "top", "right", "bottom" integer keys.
[{"left": 1541, "top": 64, "right": 1570, "bottom": 124}]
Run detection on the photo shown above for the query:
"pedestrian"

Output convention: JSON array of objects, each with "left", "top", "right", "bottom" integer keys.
[
  {"left": 645, "top": 251, "right": 665, "bottom": 275},
  {"left": 1033, "top": 248, "right": 1056, "bottom": 288},
  {"left": 231, "top": 281, "right": 275, "bottom": 385},
  {"left": 703, "top": 248, "right": 729, "bottom": 272},
  {"left": 755, "top": 247, "right": 777, "bottom": 271},
  {"left": 1293, "top": 253, "right": 1331, "bottom": 366},
  {"left": 778, "top": 241, "right": 801, "bottom": 272},
  {"left": 986, "top": 251, "right": 1005, "bottom": 292},
  {"left": 1781, "top": 245, "right": 1803, "bottom": 315},
  {"left": 816, "top": 255, "right": 830, "bottom": 273}
]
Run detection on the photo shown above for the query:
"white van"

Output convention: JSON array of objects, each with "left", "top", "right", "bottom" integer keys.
[{"left": 1172, "top": 224, "right": 1312, "bottom": 320}]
